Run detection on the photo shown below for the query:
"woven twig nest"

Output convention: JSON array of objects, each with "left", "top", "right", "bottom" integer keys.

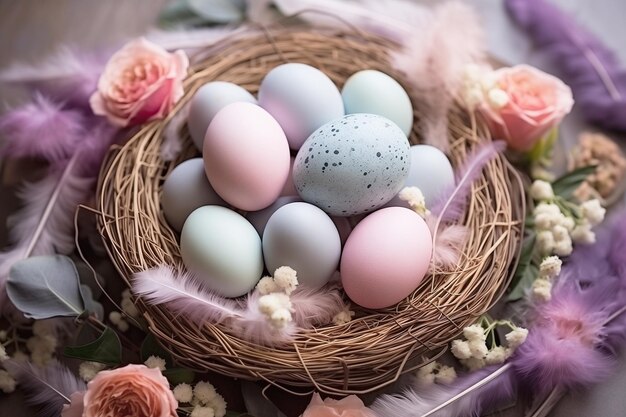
[{"left": 96, "top": 28, "right": 525, "bottom": 395}]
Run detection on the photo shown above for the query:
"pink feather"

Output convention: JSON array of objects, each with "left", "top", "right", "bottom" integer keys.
[
  {"left": 0, "top": 154, "right": 94, "bottom": 300},
  {"left": 393, "top": 1, "right": 485, "bottom": 152},
  {"left": 0, "top": 94, "right": 85, "bottom": 162},
  {"left": 426, "top": 215, "right": 469, "bottom": 273},
  {"left": 290, "top": 283, "right": 346, "bottom": 328},
  {"left": 3, "top": 359, "right": 85, "bottom": 417},
  {"left": 133, "top": 265, "right": 296, "bottom": 345}
]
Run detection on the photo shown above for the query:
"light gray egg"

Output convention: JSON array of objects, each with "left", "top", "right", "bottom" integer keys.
[
  {"left": 293, "top": 114, "right": 410, "bottom": 216},
  {"left": 161, "top": 158, "right": 226, "bottom": 231},
  {"left": 263, "top": 202, "right": 341, "bottom": 288}
]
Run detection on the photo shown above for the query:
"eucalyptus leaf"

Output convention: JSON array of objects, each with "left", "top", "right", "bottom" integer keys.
[
  {"left": 7, "top": 255, "right": 85, "bottom": 319},
  {"left": 508, "top": 234, "right": 536, "bottom": 301},
  {"left": 188, "top": 0, "right": 245, "bottom": 23},
  {"left": 64, "top": 326, "right": 122, "bottom": 365},
  {"left": 551, "top": 165, "right": 596, "bottom": 199},
  {"left": 508, "top": 263, "right": 539, "bottom": 301},
  {"left": 163, "top": 368, "right": 195, "bottom": 385},
  {"left": 242, "top": 380, "right": 287, "bottom": 417}
]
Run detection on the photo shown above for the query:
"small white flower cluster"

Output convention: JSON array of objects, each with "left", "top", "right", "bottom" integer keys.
[
  {"left": 109, "top": 311, "right": 129, "bottom": 332},
  {"left": 451, "top": 323, "right": 528, "bottom": 370},
  {"left": 415, "top": 361, "right": 457, "bottom": 386},
  {"left": 531, "top": 256, "right": 563, "bottom": 302},
  {"left": 121, "top": 289, "right": 140, "bottom": 319},
  {"left": 255, "top": 267, "right": 299, "bottom": 329},
  {"left": 398, "top": 186, "right": 429, "bottom": 218},
  {"left": 571, "top": 199, "right": 606, "bottom": 244},
  {"left": 0, "top": 370, "right": 16, "bottom": 394},
  {"left": 175, "top": 380, "right": 227, "bottom": 417},
  {"left": 332, "top": 309, "right": 355, "bottom": 325},
  {"left": 144, "top": 355, "right": 167, "bottom": 371},
  {"left": 79, "top": 361, "right": 106, "bottom": 382},
  {"left": 27, "top": 320, "right": 58, "bottom": 367},
  {"left": 462, "top": 64, "right": 508, "bottom": 110}
]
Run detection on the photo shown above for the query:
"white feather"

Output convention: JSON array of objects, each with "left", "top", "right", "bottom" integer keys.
[{"left": 290, "top": 283, "right": 346, "bottom": 328}]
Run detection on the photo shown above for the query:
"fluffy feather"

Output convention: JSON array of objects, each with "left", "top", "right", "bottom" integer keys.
[
  {"left": 0, "top": 155, "right": 94, "bottom": 299},
  {"left": 0, "top": 47, "right": 103, "bottom": 106},
  {"left": 430, "top": 141, "right": 506, "bottom": 224},
  {"left": 372, "top": 364, "right": 516, "bottom": 417},
  {"left": 425, "top": 215, "right": 469, "bottom": 273},
  {"left": 160, "top": 103, "right": 190, "bottom": 161},
  {"left": 132, "top": 265, "right": 240, "bottom": 325},
  {"left": 0, "top": 94, "right": 85, "bottom": 162},
  {"left": 393, "top": 1, "right": 485, "bottom": 151},
  {"left": 505, "top": 0, "right": 626, "bottom": 132},
  {"left": 3, "top": 359, "right": 85, "bottom": 417},
  {"left": 73, "top": 119, "right": 120, "bottom": 177},
  {"left": 290, "top": 283, "right": 346, "bottom": 328},
  {"left": 273, "top": 0, "right": 429, "bottom": 44},
  {"left": 133, "top": 265, "right": 296, "bottom": 345}
]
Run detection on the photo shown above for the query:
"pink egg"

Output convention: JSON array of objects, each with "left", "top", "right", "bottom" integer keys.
[
  {"left": 340, "top": 207, "right": 432, "bottom": 309},
  {"left": 203, "top": 102, "right": 290, "bottom": 211}
]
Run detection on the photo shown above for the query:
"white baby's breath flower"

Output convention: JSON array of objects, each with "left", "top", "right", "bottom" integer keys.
[
  {"left": 0, "top": 370, "right": 16, "bottom": 393},
  {"left": 399, "top": 186, "right": 429, "bottom": 217},
  {"left": 273, "top": 266, "right": 299, "bottom": 295},
  {"left": 581, "top": 199, "right": 606, "bottom": 226},
  {"left": 485, "top": 346, "right": 509, "bottom": 365},
  {"left": 191, "top": 406, "right": 215, "bottom": 417},
  {"left": 536, "top": 230, "right": 555, "bottom": 255},
  {"left": 463, "top": 324, "right": 486, "bottom": 341},
  {"left": 0, "top": 330, "right": 7, "bottom": 342},
  {"left": 144, "top": 355, "right": 166, "bottom": 371},
  {"left": 487, "top": 88, "right": 509, "bottom": 109},
  {"left": 116, "top": 319, "right": 129, "bottom": 332},
  {"left": 460, "top": 357, "right": 486, "bottom": 371},
  {"left": 269, "top": 308, "right": 293, "bottom": 329},
  {"left": 464, "top": 87, "right": 484, "bottom": 107},
  {"left": 258, "top": 293, "right": 292, "bottom": 315},
  {"left": 451, "top": 340, "right": 472, "bottom": 360},
  {"left": 553, "top": 236, "right": 573, "bottom": 256},
  {"left": 468, "top": 339, "right": 489, "bottom": 359},
  {"left": 416, "top": 371, "right": 436, "bottom": 386},
  {"left": 30, "top": 349, "right": 53, "bottom": 367},
  {"left": 480, "top": 71, "right": 499, "bottom": 91},
  {"left": 209, "top": 392, "right": 227, "bottom": 417},
  {"left": 534, "top": 213, "right": 553, "bottom": 230},
  {"left": 12, "top": 350, "right": 29, "bottom": 362},
  {"left": 571, "top": 220, "right": 596, "bottom": 244},
  {"left": 255, "top": 276, "right": 278, "bottom": 295},
  {"left": 79, "top": 361, "right": 106, "bottom": 382},
  {"left": 109, "top": 311, "right": 122, "bottom": 325},
  {"left": 435, "top": 365, "right": 457, "bottom": 384},
  {"left": 0, "top": 344, "right": 8, "bottom": 361},
  {"left": 532, "top": 278, "right": 552, "bottom": 302},
  {"left": 505, "top": 327, "right": 529, "bottom": 349},
  {"left": 534, "top": 202, "right": 561, "bottom": 218},
  {"left": 530, "top": 180, "right": 555, "bottom": 201},
  {"left": 194, "top": 381, "right": 218, "bottom": 404},
  {"left": 332, "top": 309, "right": 355, "bottom": 325},
  {"left": 552, "top": 225, "right": 569, "bottom": 241},
  {"left": 539, "top": 256, "right": 562, "bottom": 280},
  {"left": 561, "top": 216, "right": 575, "bottom": 232},
  {"left": 121, "top": 298, "right": 140, "bottom": 318},
  {"left": 173, "top": 383, "right": 194, "bottom": 403}
]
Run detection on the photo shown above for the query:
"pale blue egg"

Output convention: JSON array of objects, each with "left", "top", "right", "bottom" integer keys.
[
  {"left": 293, "top": 114, "right": 410, "bottom": 216},
  {"left": 342, "top": 70, "right": 414, "bottom": 136}
]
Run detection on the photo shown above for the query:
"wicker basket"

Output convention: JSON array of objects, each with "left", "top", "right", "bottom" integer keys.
[{"left": 96, "top": 27, "right": 525, "bottom": 395}]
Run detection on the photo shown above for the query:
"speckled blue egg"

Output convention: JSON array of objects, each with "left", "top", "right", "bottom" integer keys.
[{"left": 293, "top": 114, "right": 410, "bottom": 216}]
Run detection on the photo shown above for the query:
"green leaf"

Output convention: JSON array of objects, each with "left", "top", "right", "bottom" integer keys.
[
  {"left": 508, "top": 263, "right": 540, "bottom": 301},
  {"left": 508, "top": 234, "right": 536, "bottom": 292},
  {"left": 7, "top": 255, "right": 85, "bottom": 319},
  {"left": 551, "top": 165, "right": 597, "bottom": 199},
  {"left": 163, "top": 368, "right": 195, "bottom": 385},
  {"left": 64, "top": 326, "right": 122, "bottom": 365},
  {"left": 141, "top": 333, "right": 173, "bottom": 365}
]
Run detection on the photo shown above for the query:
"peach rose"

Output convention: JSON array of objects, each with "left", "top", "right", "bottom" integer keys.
[
  {"left": 302, "top": 393, "right": 377, "bottom": 417},
  {"left": 479, "top": 65, "right": 573, "bottom": 151},
  {"left": 64, "top": 364, "right": 178, "bottom": 417},
  {"left": 90, "top": 38, "right": 188, "bottom": 127}
]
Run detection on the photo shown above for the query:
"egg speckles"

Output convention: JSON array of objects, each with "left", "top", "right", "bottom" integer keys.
[{"left": 293, "top": 114, "right": 410, "bottom": 216}]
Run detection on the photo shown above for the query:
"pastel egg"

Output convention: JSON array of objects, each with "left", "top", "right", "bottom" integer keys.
[
  {"left": 386, "top": 145, "right": 455, "bottom": 208},
  {"left": 203, "top": 102, "right": 290, "bottom": 211},
  {"left": 258, "top": 63, "right": 344, "bottom": 150},
  {"left": 293, "top": 114, "right": 410, "bottom": 216},
  {"left": 180, "top": 206, "right": 264, "bottom": 298},
  {"left": 263, "top": 202, "right": 341, "bottom": 288},
  {"left": 342, "top": 70, "right": 414, "bottom": 136},
  {"left": 280, "top": 156, "right": 298, "bottom": 197},
  {"left": 341, "top": 207, "right": 432, "bottom": 309},
  {"left": 187, "top": 81, "right": 257, "bottom": 150},
  {"left": 161, "top": 158, "right": 226, "bottom": 231},
  {"left": 247, "top": 195, "right": 301, "bottom": 236}
]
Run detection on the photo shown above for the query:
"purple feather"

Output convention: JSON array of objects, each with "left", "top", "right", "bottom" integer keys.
[
  {"left": 372, "top": 365, "right": 516, "bottom": 417},
  {"left": 0, "top": 94, "right": 85, "bottom": 162},
  {"left": 3, "top": 359, "right": 85, "bottom": 417},
  {"left": 429, "top": 141, "right": 506, "bottom": 223},
  {"left": 505, "top": 0, "right": 626, "bottom": 132}
]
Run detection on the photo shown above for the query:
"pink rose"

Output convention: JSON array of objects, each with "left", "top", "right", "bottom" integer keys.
[
  {"left": 302, "top": 393, "right": 377, "bottom": 417},
  {"left": 90, "top": 38, "right": 189, "bottom": 127},
  {"left": 64, "top": 364, "right": 177, "bottom": 417},
  {"left": 479, "top": 65, "right": 574, "bottom": 151}
]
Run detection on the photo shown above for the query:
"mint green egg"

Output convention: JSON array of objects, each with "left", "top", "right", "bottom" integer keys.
[{"left": 341, "top": 70, "right": 413, "bottom": 136}]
